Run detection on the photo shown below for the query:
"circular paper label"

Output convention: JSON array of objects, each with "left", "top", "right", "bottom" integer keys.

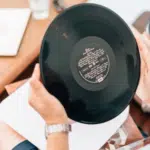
[{"left": 78, "top": 47, "right": 110, "bottom": 83}]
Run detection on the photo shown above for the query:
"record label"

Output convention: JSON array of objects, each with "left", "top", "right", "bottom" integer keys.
[{"left": 78, "top": 47, "right": 110, "bottom": 84}]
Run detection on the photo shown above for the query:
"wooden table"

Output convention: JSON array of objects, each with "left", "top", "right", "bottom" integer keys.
[{"left": 0, "top": 0, "right": 58, "bottom": 94}]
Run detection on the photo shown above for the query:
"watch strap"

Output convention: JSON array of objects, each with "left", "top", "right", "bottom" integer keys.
[{"left": 45, "top": 124, "right": 71, "bottom": 139}]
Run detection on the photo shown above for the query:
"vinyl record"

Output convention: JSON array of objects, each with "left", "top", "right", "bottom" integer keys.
[{"left": 39, "top": 4, "right": 140, "bottom": 124}]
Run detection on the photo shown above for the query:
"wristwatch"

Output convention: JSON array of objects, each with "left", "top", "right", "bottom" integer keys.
[{"left": 45, "top": 124, "right": 72, "bottom": 139}]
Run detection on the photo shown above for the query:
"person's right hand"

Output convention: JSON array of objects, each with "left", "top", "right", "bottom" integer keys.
[
  {"left": 29, "top": 64, "right": 68, "bottom": 125},
  {"left": 132, "top": 27, "right": 150, "bottom": 112}
]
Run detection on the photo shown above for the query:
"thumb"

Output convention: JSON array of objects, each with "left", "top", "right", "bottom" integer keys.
[
  {"left": 131, "top": 27, "right": 147, "bottom": 73},
  {"left": 30, "top": 78, "right": 47, "bottom": 95},
  {"left": 32, "top": 63, "right": 41, "bottom": 81},
  {"left": 30, "top": 78, "right": 54, "bottom": 100}
]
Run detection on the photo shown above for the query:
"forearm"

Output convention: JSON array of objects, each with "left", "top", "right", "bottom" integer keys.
[{"left": 47, "top": 132, "right": 69, "bottom": 150}]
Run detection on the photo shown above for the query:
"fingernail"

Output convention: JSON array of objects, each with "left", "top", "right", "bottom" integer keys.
[
  {"left": 142, "top": 103, "right": 150, "bottom": 113},
  {"left": 35, "top": 63, "right": 39, "bottom": 67}
]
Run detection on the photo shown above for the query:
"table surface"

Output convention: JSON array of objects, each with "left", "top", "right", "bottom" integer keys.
[{"left": 0, "top": 0, "right": 58, "bottom": 94}]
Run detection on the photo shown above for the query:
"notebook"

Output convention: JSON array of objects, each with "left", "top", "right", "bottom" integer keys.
[
  {"left": 0, "top": 82, "right": 129, "bottom": 150},
  {"left": 0, "top": 8, "right": 31, "bottom": 56}
]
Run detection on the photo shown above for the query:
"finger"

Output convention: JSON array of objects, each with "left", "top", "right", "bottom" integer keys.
[
  {"left": 142, "top": 119, "right": 150, "bottom": 135},
  {"left": 138, "top": 34, "right": 149, "bottom": 64},
  {"left": 29, "top": 78, "right": 46, "bottom": 106},
  {"left": 31, "top": 64, "right": 41, "bottom": 81},
  {"left": 131, "top": 27, "right": 148, "bottom": 70},
  {"left": 30, "top": 78, "right": 45, "bottom": 93},
  {"left": 141, "top": 34, "right": 150, "bottom": 70},
  {"left": 131, "top": 27, "right": 144, "bottom": 53},
  {"left": 139, "top": 53, "right": 145, "bottom": 77},
  {"left": 30, "top": 78, "right": 52, "bottom": 99},
  {"left": 131, "top": 27, "right": 146, "bottom": 51},
  {"left": 144, "top": 32, "right": 150, "bottom": 40},
  {"left": 131, "top": 28, "right": 145, "bottom": 71},
  {"left": 142, "top": 32, "right": 150, "bottom": 50},
  {"left": 29, "top": 78, "right": 59, "bottom": 109},
  {"left": 141, "top": 103, "right": 150, "bottom": 113}
]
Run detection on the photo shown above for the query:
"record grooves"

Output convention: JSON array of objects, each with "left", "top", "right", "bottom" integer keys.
[{"left": 40, "top": 4, "right": 140, "bottom": 124}]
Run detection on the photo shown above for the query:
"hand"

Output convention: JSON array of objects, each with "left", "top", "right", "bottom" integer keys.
[
  {"left": 127, "top": 28, "right": 150, "bottom": 136},
  {"left": 132, "top": 27, "right": 150, "bottom": 112},
  {"left": 29, "top": 64, "right": 68, "bottom": 125}
]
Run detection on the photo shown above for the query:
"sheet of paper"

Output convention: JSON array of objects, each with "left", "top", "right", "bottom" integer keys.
[
  {"left": 0, "top": 8, "right": 31, "bottom": 56},
  {"left": 0, "top": 82, "right": 129, "bottom": 150}
]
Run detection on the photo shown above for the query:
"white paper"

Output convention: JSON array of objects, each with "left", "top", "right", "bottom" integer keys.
[
  {"left": 0, "top": 8, "right": 31, "bottom": 56},
  {"left": 0, "top": 82, "right": 129, "bottom": 150},
  {"left": 69, "top": 107, "right": 129, "bottom": 150}
]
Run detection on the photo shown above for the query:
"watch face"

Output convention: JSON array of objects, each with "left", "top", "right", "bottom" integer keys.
[{"left": 40, "top": 3, "right": 140, "bottom": 124}]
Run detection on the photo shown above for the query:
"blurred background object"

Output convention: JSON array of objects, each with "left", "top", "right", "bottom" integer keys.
[
  {"left": 28, "top": 0, "right": 50, "bottom": 19},
  {"left": 100, "top": 116, "right": 143, "bottom": 150},
  {"left": 53, "top": 0, "right": 87, "bottom": 12},
  {"left": 0, "top": 8, "right": 31, "bottom": 56},
  {"left": 117, "top": 137, "right": 150, "bottom": 150},
  {"left": 100, "top": 126, "right": 128, "bottom": 150},
  {"left": 88, "top": 0, "right": 150, "bottom": 25}
]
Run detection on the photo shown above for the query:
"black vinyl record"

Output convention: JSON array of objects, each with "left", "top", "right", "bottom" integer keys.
[{"left": 39, "top": 4, "right": 140, "bottom": 124}]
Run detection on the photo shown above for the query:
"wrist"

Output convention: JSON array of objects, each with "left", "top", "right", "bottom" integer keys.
[
  {"left": 47, "top": 131, "right": 68, "bottom": 138},
  {"left": 46, "top": 116, "right": 68, "bottom": 125}
]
